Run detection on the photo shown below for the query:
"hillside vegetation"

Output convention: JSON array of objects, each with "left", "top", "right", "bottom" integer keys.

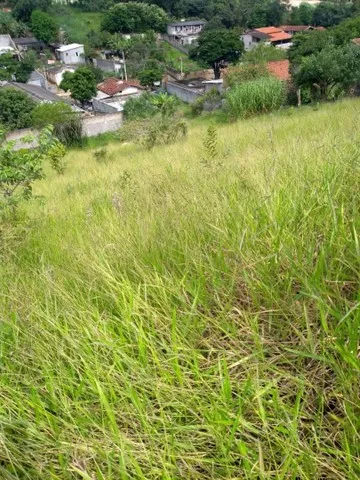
[{"left": 1, "top": 100, "right": 360, "bottom": 479}]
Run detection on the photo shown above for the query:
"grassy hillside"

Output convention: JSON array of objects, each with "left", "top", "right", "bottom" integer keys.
[
  {"left": 55, "top": 7, "right": 103, "bottom": 44},
  {"left": 1, "top": 100, "right": 359, "bottom": 479}
]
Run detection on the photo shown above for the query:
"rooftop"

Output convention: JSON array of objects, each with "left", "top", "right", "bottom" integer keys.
[
  {"left": 97, "top": 77, "right": 141, "bottom": 96},
  {"left": 168, "top": 20, "right": 206, "bottom": 27},
  {"left": 13, "top": 37, "right": 44, "bottom": 45},
  {"left": 268, "top": 31, "right": 292, "bottom": 42},
  {"left": 4, "top": 82, "right": 73, "bottom": 103},
  {"left": 56, "top": 43, "right": 84, "bottom": 52}
]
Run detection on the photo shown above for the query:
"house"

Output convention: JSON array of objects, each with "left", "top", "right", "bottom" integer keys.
[
  {"left": 13, "top": 37, "right": 45, "bottom": 52},
  {"left": 266, "top": 60, "right": 290, "bottom": 82},
  {"left": 92, "top": 57, "right": 124, "bottom": 75},
  {"left": 167, "top": 20, "right": 206, "bottom": 46},
  {"left": 241, "top": 27, "right": 292, "bottom": 51},
  {"left": 93, "top": 77, "right": 143, "bottom": 113},
  {"left": 0, "top": 34, "right": 18, "bottom": 56},
  {"left": 46, "top": 65, "right": 77, "bottom": 86},
  {"left": 280, "top": 25, "right": 325, "bottom": 35},
  {"left": 56, "top": 44, "right": 85, "bottom": 65}
]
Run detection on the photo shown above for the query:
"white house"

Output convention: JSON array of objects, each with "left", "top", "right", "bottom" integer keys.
[
  {"left": 46, "top": 65, "right": 77, "bottom": 86},
  {"left": 167, "top": 20, "right": 206, "bottom": 46},
  {"left": 241, "top": 27, "right": 292, "bottom": 51},
  {"left": 56, "top": 44, "right": 85, "bottom": 64}
]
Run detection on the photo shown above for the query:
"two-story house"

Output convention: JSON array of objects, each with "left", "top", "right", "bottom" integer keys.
[{"left": 167, "top": 20, "right": 206, "bottom": 46}]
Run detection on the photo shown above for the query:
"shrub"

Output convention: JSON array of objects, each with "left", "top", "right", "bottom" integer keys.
[
  {"left": 224, "top": 63, "right": 269, "bottom": 88},
  {"left": 31, "top": 102, "right": 83, "bottom": 146},
  {"left": 0, "top": 127, "right": 66, "bottom": 212},
  {"left": 224, "top": 77, "right": 286, "bottom": 119},
  {"left": 190, "top": 88, "right": 222, "bottom": 116},
  {"left": 123, "top": 93, "right": 157, "bottom": 121},
  {"left": 0, "top": 88, "right": 35, "bottom": 130}
]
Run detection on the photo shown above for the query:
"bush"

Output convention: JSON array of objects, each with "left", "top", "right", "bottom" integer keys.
[
  {"left": 0, "top": 88, "right": 35, "bottom": 130},
  {"left": 224, "top": 64, "right": 269, "bottom": 88},
  {"left": 123, "top": 93, "right": 157, "bottom": 121},
  {"left": 190, "top": 88, "right": 222, "bottom": 116},
  {"left": 224, "top": 77, "right": 286, "bottom": 119},
  {"left": 31, "top": 102, "right": 83, "bottom": 146}
]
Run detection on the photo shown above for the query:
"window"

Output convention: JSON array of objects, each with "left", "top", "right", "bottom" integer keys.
[{"left": 76, "top": 52, "right": 79, "bottom": 56}]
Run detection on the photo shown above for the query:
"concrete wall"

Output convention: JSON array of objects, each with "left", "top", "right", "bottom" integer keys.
[
  {"left": 95, "top": 58, "right": 122, "bottom": 73},
  {"left": 59, "top": 47, "right": 85, "bottom": 64},
  {"left": 92, "top": 98, "right": 120, "bottom": 114},
  {"left": 6, "top": 128, "right": 39, "bottom": 150},
  {"left": 164, "top": 81, "right": 203, "bottom": 104},
  {"left": 82, "top": 113, "right": 123, "bottom": 137}
]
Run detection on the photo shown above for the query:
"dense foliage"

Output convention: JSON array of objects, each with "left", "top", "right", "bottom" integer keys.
[
  {"left": 0, "top": 88, "right": 35, "bottom": 130},
  {"left": 31, "top": 102, "right": 83, "bottom": 146},
  {"left": 101, "top": 2, "right": 168, "bottom": 34},
  {"left": 0, "top": 11, "right": 27, "bottom": 37},
  {"left": 0, "top": 51, "right": 37, "bottom": 83},
  {"left": 190, "top": 28, "right": 244, "bottom": 78},
  {"left": 60, "top": 67, "right": 97, "bottom": 105},
  {"left": 225, "top": 76, "right": 285, "bottom": 118},
  {"left": 0, "top": 127, "right": 65, "bottom": 212},
  {"left": 31, "top": 10, "right": 58, "bottom": 43}
]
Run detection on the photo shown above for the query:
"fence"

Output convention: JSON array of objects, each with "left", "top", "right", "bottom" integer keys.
[{"left": 164, "top": 81, "right": 203, "bottom": 104}]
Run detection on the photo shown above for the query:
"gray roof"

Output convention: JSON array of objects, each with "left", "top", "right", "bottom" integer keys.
[
  {"left": 7, "top": 82, "right": 72, "bottom": 103},
  {"left": 13, "top": 37, "right": 45, "bottom": 46},
  {"left": 168, "top": 20, "right": 206, "bottom": 27}
]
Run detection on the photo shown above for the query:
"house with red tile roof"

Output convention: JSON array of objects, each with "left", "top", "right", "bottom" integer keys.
[
  {"left": 93, "top": 77, "right": 144, "bottom": 113},
  {"left": 242, "top": 27, "right": 292, "bottom": 51}
]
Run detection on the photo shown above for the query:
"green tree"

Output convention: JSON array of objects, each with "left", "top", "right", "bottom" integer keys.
[
  {"left": 0, "top": 88, "right": 35, "bottom": 130},
  {"left": 0, "top": 11, "right": 28, "bottom": 37},
  {"left": 0, "top": 51, "right": 37, "bottom": 83},
  {"left": 101, "top": 2, "right": 168, "bottom": 34},
  {"left": 312, "top": 1, "right": 354, "bottom": 27},
  {"left": 31, "top": 10, "right": 58, "bottom": 44},
  {"left": 138, "top": 59, "right": 165, "bottom": 87},
  {"left": 190, "top": 28, "right": 244, "bottom": 79},
  {"left": 12, "top": 0, "right": 50, "bottom": 23},
  {"left": 60, "top": 67, "right": 97, "bottom": 105},
  {"left": 0, "top": 127, "right": 66, "bottom": 212},
  {"left": 294, "top": 44, "right": 360, "bottom": 99}
]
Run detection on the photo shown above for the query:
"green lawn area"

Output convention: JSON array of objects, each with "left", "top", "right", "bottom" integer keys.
[
  {"left": 162, "top": 41, "right": 203, "bottom": 73},
  {"left": 1, "top": 100, "right": 360, "bottom": 478},
  {"left": 54, "top": 6, "right": 104, "bottom": 44}
]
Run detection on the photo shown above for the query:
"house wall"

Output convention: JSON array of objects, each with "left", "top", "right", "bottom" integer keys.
[
  {"left": 164, "top": 81, "right": 203, "bottom": 104},
  {"left": 59, "top": 47, "right": 85, "bottom": 64},
  {"left": 92, "top": 98, "right": 120, "bottom": 114},
  {"left": 82, "top": 113, "right": 123, "bottom": 137},
  {"left": 242, "top": 34, "right": 258, "bottom": 51},
  {"left": 94, "top": 58, "right": 122, "bottom": 73}
]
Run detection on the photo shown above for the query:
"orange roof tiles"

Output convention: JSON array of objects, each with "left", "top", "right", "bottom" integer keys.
[
  {"left": 256, "top": 27, "right": 283, "bottom": 34},
  {"left": 97, "top": 77, "right": 141, "bottom": 96},
  {"left": 268, "top": 31, "right": 292, "bottom": 42}
]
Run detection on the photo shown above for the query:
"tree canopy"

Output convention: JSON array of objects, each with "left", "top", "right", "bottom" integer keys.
[
  {"left": 102, "top": 2, "right": 168, "bottom": 34},
  {"left": 60, "top": 67, "right": 97, "bottom": 105},
  {"left": 189, "top": 28, "right": 244, "bottom": 78},
  {"left": 0, "top": 88, "right": 35, "bottom": 130},
  {"left": 31, "top": 10, "right": 58, "bottom": 43}
]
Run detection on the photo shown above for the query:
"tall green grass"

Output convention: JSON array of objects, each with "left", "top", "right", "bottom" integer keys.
[
  {"left": 0, "top": 99, "right": 359, "bottom": 479},
  {"left": 225, "top": 76, "right": 286, "bottom": 119}
]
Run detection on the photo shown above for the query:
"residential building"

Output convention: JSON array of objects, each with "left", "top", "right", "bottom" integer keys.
[
  {"left": 242, "top": 27, "right": 292, "bottom": 51},
  {"left": 0, "top": 34, "right": 18, "bottom": 56},
  {"left": 13, "top": 37, "right": 45, "bottom": 52},
  {"left": 46, "top": 65, "right": 77, "bottom": 86},
  {"left": 93, "top": 77, "right": 143, "bottom": 113},
  {"left": 167, "top": 20, "right": 206, "bottom": 46},
  {"left": 280, "top": 25, "right": 325, "bottom": 35},
  {"left": 56, "top": 44, "right": 85, "bottom": 65}
]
